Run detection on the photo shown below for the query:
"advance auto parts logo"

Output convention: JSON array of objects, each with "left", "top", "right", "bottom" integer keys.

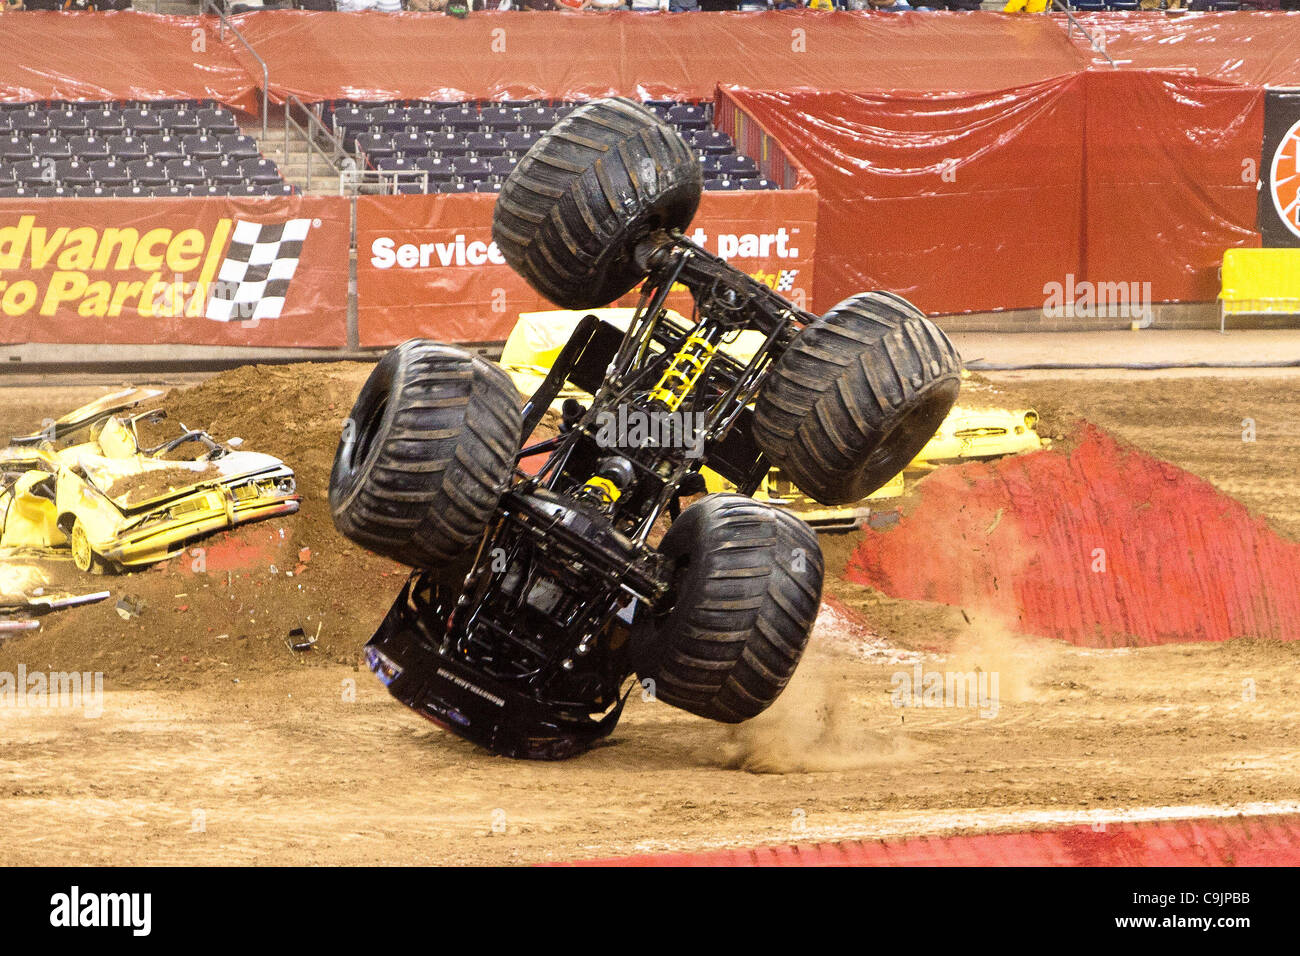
[
  {"left": 0, "top": 216, "right": 312, "bottom": 322},
  {"left": 1271, "top": 118, "right": 1300, "bottom": 241}
]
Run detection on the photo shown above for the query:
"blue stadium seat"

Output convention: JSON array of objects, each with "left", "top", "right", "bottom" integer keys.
[
  {"left": 182, "top": 134, "right": 224, "bottom": 160},
  {"left": 197, "top": 108, "right": 238, "bottom": 134},
  {"left": 239, "top": 158, "right": 282, "bottom": 185},
  {"left": 205, "top": 157, "right": 245, "bottom": 185},
  {"left": 164, "top": 158, "right": 207, "bottom": 186},
  {"left": 144, "top": 134, "right": 188, "bottom": 161},
  {"left": 126, "top": 159, "right": 170, "bottom": 187},
  {"left": 216, "top": 133, "right": 260, "bottom": 161},
  {"left": 159, "top": 107, "right": 201, "bottom": 135}
]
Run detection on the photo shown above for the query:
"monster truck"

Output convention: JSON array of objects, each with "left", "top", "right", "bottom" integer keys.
[{"left": 330, "top": 97, "right": 962, "bottom": 759}]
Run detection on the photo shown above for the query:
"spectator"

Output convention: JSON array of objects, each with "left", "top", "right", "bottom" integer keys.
[
  {"left": 407, "top": 0, "right": 449, "bottom": 9},
  {"left": 867, "top": 0, "right": 912, "bottom": 8}
]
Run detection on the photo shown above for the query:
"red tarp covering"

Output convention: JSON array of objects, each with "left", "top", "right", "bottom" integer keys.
[
  {"left": 845, "top": 424, "right": 1300, "bottom": 648},
  {"left": 0, "top": 12, "right": 259, "bottom": 113},
  {"left": 356, "top": 189, "right": 818, "bottom": 346},
  {"left": 725, "top": 80, "right": 1088, "bottom": 315},
  {"left": 565, "top": 814, "right": 1300, "bottom": 866},
  {"left": 1066, "top": 11, "right": 1300, "bottom": 87},
  {"left": 1083, "top": 71, "right": 1263, "bottom": 305},
  {"left": 728, "top": 71, "right": 1263, "bottom": 313},
  {"left": 0, "top": 196, "right": 350, "bottom": 348},
  {"left": 235, "top": 10, "right": 1089, "bottom": 104}
]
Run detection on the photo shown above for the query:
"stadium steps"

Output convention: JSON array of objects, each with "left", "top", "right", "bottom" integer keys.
[{"left": 242, "top": 105, "right": 343, "bottom": 197}]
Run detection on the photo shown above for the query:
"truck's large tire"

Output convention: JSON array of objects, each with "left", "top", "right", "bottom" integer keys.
[
  {"left": 753, "top": 292, "right": 962, "bottom": 506},
  {"left": 330, "top": 340, "right": 521, "bottom": 571},
  {"left": 492, "top": 97, "right": 703, "bottom": 310},
  {"left": 631, "top": 494, "right": 823, "bottom": 723}
]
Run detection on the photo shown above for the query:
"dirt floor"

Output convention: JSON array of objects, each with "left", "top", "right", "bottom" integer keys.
[{"left": 2, "top": 366, "right": 1299, "bottom": 864}]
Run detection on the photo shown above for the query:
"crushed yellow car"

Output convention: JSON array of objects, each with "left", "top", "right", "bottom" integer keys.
[
  {"left": 1, "top": 390, "right": 300, "bottom": 573},
  {"left": 501, "top": 309, "right": 1046, "bottom": 532}
]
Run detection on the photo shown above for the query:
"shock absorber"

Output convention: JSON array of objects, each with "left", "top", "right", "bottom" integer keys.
[
  {"left": 647, "top": 330, "right": 719, "bottom": 412},
  {"left": 579, "top": 456, "right": 636, "bottom": 511}
]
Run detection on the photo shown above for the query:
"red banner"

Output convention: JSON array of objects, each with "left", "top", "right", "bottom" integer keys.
[
  {"left": 237, "top": 10, "right": 1088, "bottom": 105},
  {"left": 0, "top": 12, "right": 259, "bottom": 113},
  {"left": 356, "top": 189, "right": 817, "bottom": 347},
  {"left": 0, "top": 196, "right": 349, "bottom": 348}
]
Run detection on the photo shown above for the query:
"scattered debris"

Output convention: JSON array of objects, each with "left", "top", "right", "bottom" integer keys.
[
  {"left": 115, "top": 595, "right": 145, "bottom": 620},
  {"left": 286, "top": 622, "right": 321, "bottom": 653}
]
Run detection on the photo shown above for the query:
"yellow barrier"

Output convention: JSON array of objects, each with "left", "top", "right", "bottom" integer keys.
[{"left": 1219, "top": 248, "right": 1300, "bottom": 333}]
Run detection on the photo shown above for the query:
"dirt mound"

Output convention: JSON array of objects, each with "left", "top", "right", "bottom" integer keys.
[
  {"left": 0, "top": 362, "right": 408, "bottom": 685},
  {"left": 844, "top": 422, "right": 1300, "bottom": 648}
]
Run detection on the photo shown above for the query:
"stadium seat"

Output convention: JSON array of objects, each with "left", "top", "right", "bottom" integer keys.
[
  {"left": 667, "top": 104, "right": 709, "bottom": 130},
  {"left": 69, "top": 134, "right": 110, "bottom": 161},
  {"left": 370, "top": 106, "right": 411, "bottom": 132},
  {"left": 0, "top": 136, "right": 32, "bottom": 163},
  {"left": 182, "top": 135, "right": 225, "bottom": 161},
  {"left": 197, "top": 108, "right": 239, "bottom": 134},
  {"left": 9, "top": 111, "right": 50, "bottom": 134},
  {"left": 239, "top": 158, "right": 282, "bottom": 185},
  {"left": 217, "top": 134, "right": 261, "bottom": 161},
  {"left": 142, "top": 134, "right": 185, "bottom": 160},
  {"left": 390, "top": 131, "right": 434, "bottom": 157},
  {"left": 85, "top": 109, "right": 127, "bottom": 136},
  {"left": 108, "top": 135, "right": 151, "bottom": 161},
  {"left": 29, "top": 134, "right": 71, "bottom": 159},
  {"left": 717, "top": 154, "right": 759, "bottom": 178},
  {"left": 49, "top": 109, "right": 88, "bottom": 135},
  {"left": 165, "top": 158, "right": 207, "bottom": 186},
  {"left": 126, "top": 159, "right": 171, "bottom": 187},
  {"left": 55, "top": 159, "right": 96, "bottom": 187},
  {"left": 440, "top": 106, "right": 482, "bottom": 129},
  {"left": 122, "top": 108, "right": 165, "bottom": 135},
  {"left": 413, "top": 155, "right": 457, "bottom": 181},
  {"left": 203, "top": 157, "right": 242, "bottom": 185},
  {"left": 501, "top": 130, "right": 538, "bottom": 153},
  {"left": 159, "top": 107, "right": 201, "bottom": 135},
  {"left": 13, "top": 160, "right": 52, "bottom": 187},
  {"left": 89, "top": 159, "right": 132, "bottom": 187}
]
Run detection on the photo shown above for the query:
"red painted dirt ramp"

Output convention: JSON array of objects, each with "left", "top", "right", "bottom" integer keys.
[
  {"left": 559, "top": 814, "right": 1300, "bottom": 866},
  {"left": 846, "top": 424, "right": 1300, "bottom": 648}
]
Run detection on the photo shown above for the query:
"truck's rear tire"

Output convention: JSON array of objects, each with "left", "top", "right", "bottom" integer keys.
[
  {"left": 631, "top": 494, "right": 823, "bottom": 723},
  {"left": 492, "top": 97, "right": 703, "bottom": 310},
  {"left": 753, "top": 292, "right": 962, "bottom": 506},
  {"left": 330, "top": 340, "right": 521, "bottom": 571}
]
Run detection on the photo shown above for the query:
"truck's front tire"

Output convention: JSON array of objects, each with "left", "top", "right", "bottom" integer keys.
[
  {"left": 753, "top": 292, "right": 962, "bottom": 506},
  {"left": 330, "top": 340, "right": 521, "bottom": 572},
  {"left": 631, "top": 494, "right": 823, "bottom": 723}
]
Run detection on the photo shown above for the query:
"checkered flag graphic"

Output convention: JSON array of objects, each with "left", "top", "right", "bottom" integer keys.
[
  {"left": 205, "top": 219, "right": 311, "bottom": 322},
  {"left": 775, "top": 269, "right": 798, "bottom": 293}
]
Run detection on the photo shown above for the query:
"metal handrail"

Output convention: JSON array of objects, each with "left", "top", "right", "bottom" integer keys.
[
  {"left": 284, "top": 95, "right": 353, "bottom": 192},
  {"left": 1052, "top": 1, "right": 1118, "bottom": 69},
  {"left": 340, "top": 167, "right": 434, "bottom": 197},
  {"left": 199, "top": 0, "right": 270, "bottom": 139}
]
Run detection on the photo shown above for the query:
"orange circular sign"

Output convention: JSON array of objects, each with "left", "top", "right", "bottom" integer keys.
[{"left": 1271, "top": 118, "right": 1300, "bottom": 241}]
